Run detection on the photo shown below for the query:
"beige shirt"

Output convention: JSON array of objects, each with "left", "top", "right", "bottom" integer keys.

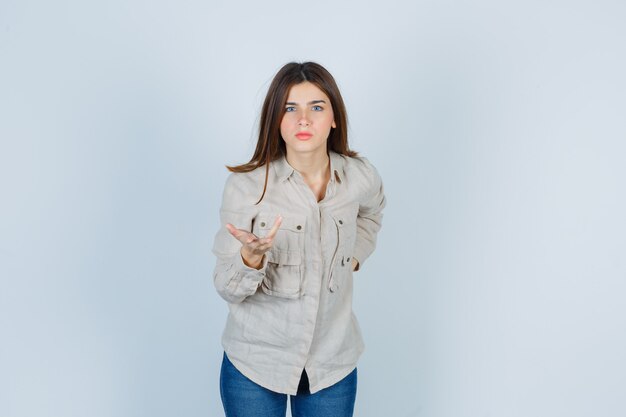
[{"left": 211, "top": 150, "right": 386, "bottom": 395}]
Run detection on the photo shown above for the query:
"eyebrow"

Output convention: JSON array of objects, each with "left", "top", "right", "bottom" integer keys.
[{"left": 285, "top": 100, "right": 327, "bottom": 106}]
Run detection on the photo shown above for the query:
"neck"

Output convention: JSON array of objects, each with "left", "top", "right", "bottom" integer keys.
[{"left": 286, "top": 148, "right": 330, "bottom": 182}]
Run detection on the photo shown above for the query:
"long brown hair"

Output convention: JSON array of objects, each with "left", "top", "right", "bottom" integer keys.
[{"left": 226, "top": 62, "right": 358, "bottom": 204}]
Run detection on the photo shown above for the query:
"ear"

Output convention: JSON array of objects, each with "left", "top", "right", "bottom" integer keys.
[{"left": 332, "top": 120, "right": 337, "bottom": 128}]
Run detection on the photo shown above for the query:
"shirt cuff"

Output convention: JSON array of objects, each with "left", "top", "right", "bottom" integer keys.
[{"left": 227, "top": 251, "right": 269, "bottom": 293}]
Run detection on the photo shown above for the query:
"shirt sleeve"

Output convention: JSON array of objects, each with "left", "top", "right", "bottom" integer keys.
[
  {"left": 352, "top": 158, "right": 386, "bottom": 272},
  {"left": 211, "top": 173, "right": 268, "bottom": 304}
]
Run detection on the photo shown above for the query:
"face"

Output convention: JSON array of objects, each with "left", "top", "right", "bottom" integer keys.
[{"left": 280, "top": 81, "right": 336, "bottom": 156}]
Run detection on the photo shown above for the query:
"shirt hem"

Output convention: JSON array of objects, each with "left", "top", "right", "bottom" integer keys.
[
  {"left": 308, "top": 364, "right": 358, "bottom": 394},
  {"left": 223, "top": 348, "right": 301, "bottom": 395}
]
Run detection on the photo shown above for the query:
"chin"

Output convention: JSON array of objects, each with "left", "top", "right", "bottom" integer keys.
[{"left": 286, "top": 140, "right": 320, "bottom": 152}]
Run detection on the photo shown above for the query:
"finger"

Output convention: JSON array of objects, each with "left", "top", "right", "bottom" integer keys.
[
  {"left": 227, "top": 224, "right": 256, "bottom": 244},
  {"left": 257, "top": 235, "right": 273, "bottom": 245},
  {"left": 264, "top": 215, "right": 283, "bottom": 240},
  {"left": 248, "top": 234, "right": 270, "bottom": 247},
  {"left": 249, "top": 237, "right": 270, "bottom": 249},
  {"left": 245, "top": 235, "right": 259, "bottom": 245},
  {"left": 226, "top": 224, "right": 241, "bottom": 239},
  {"left": 255, "top": 241, "right": 272, "bottom": 252}
]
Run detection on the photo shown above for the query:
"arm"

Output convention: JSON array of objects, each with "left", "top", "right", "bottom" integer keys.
[
  {"left": 211, "top": 174, "right": 268, "bottom": 304},
  {"left": 352, "top": 158, "right": 386, "bottom": 272}
]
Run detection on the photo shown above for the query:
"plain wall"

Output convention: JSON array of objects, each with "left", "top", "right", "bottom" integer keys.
[{"left": 1, "top": 1, "right": 625, "bottom": 416}]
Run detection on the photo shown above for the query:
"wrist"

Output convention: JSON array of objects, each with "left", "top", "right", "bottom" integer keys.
[{"left": 241, "top": 249, "right": 264, "bottom": 270}]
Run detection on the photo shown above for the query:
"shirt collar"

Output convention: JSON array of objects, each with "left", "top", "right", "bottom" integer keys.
[{"left": 273, "top": 150, "right": 345, "bottom": 184}]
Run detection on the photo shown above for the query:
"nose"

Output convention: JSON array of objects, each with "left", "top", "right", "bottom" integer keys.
[{"left": 298, "top": 112, "right": 311, "bottom": 127}]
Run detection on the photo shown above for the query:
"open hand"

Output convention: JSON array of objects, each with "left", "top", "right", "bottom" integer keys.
[{"left": 225, "top": 215, "right": 283, "bottom": 269}]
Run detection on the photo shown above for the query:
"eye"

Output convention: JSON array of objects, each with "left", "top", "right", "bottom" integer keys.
[
  {"left": 285, "top": 106, "right": 296, "bottom": 112},
  {"left": 312, "top": 105, "right": 323, "bottom": 111}
]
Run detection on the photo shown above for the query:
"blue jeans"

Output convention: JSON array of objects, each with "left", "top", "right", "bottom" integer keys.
[{"left": 220, "top": 352, "right": 357, "bottom": 417}]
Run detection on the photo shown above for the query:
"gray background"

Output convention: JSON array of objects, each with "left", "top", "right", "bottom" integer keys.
[{"left": 1, "top": 1, "right": 625, "bottom": 416}]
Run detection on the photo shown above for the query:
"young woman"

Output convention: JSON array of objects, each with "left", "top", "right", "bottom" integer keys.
[{"left": 212, "top": 62, "right": 386, "bottom": 417}]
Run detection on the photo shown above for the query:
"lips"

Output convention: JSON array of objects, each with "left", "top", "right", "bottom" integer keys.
[{"left": 295, "top": 132, "right": 313, "bottom": 140}]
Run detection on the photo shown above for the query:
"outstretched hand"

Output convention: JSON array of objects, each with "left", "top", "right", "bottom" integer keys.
[{"left": 225, "top": 215, "right": 283, "bottom": 269}]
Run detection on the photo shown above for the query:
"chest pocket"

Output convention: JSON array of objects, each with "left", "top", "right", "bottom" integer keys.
[
  {"left": 255, "top": 213, "right": 307, "bottom": 299},
  {"left": 328, "top": 205, "right": 358, "bottom": 292}
]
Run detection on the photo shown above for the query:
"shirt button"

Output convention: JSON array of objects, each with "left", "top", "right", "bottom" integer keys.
[
  {"left": 338, "top": 219, "right": 343, "bottom": 225},
  {"left": 260, "top": 222, "right": 266, "bottom": 227},
  {"left": 296, "top": 225, "right": 302, "bottom": 230},
  {"left": 346, "top": 257, "right": 351, "bottom": 262}
]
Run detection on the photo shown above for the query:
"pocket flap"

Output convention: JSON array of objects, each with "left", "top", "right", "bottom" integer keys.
[
  {"left": 258, "top": 213, "right": 306, "bottom": 233},
  {"left": 267, "top": 249, "right": 301, "bottom": 265}
]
